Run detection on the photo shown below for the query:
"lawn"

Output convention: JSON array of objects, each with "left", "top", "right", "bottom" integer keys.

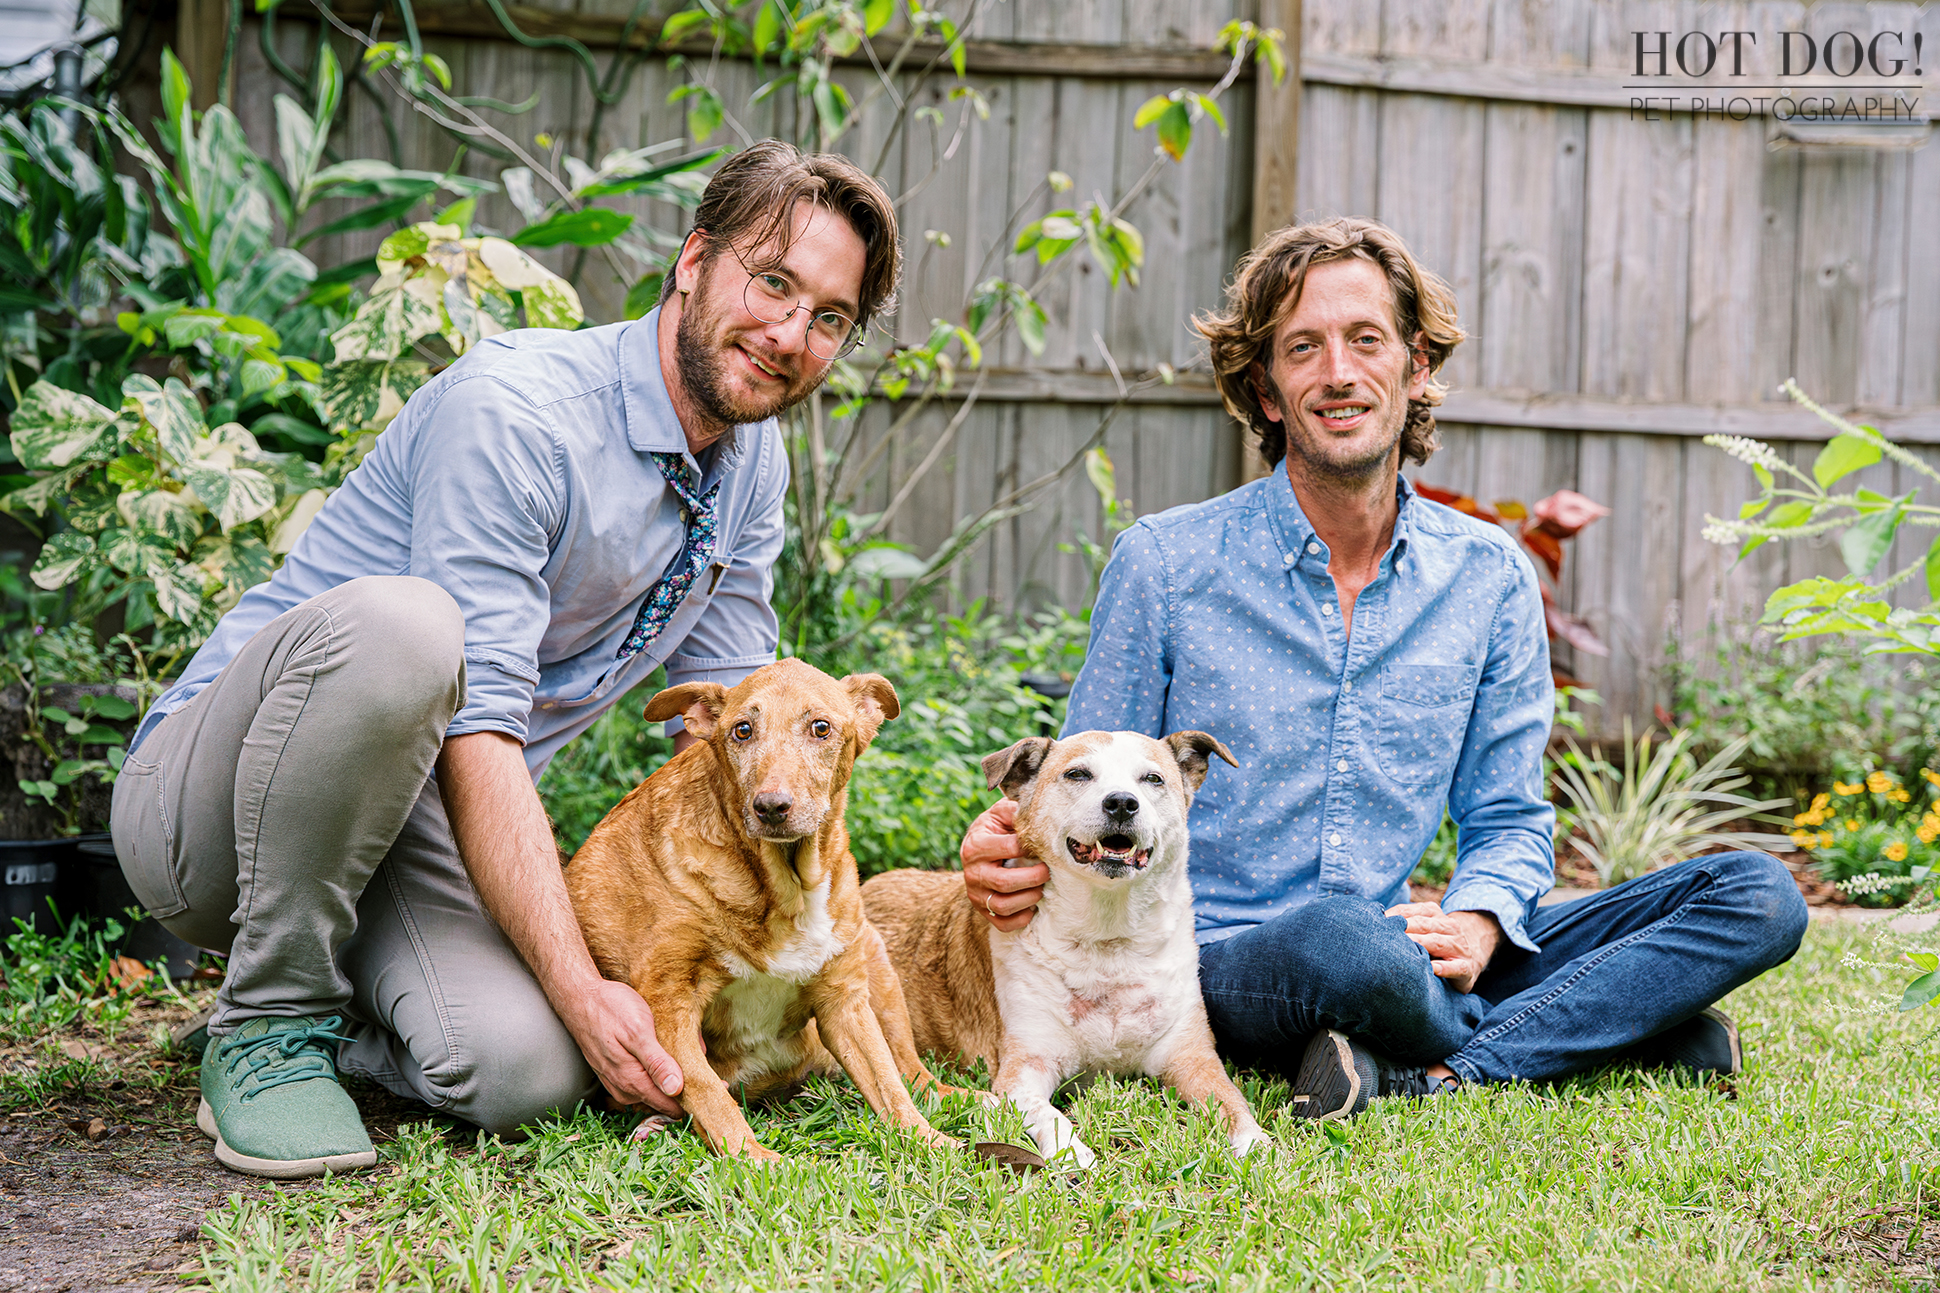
[{"left": 5, "top": 918, "right": 1933, "bottom": 1292}]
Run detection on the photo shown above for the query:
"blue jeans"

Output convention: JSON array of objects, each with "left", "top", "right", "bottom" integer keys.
[{"left": 1196, "top": 852, "right": 1809, "bottom": 1084}]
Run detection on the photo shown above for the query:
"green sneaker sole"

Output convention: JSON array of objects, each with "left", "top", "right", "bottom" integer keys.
[{"left": 197, "top": 1098, "right": 377, "bottom": 1179}]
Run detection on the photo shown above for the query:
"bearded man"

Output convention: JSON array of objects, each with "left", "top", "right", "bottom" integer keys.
[
  {"left": 111, "top": 141, "right": 897, "bottom": 1177},
  {"left": 961, "top": 216, "right": 1806, "bottom": 1115}
]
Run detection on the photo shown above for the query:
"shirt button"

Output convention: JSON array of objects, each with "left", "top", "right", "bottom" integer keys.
[
  {"left": 1282, "top": 552, "right": 1296, "bottom": 566},
  {"left": 540, "top": 702, "right": 557, "bottom": 710},
  {"left": 1307, "top": 542, "right": 1320, "bottom": 555},
  {"left": 1342, "top": 679, "right": 1353, "bottom": 692},
  {"left": 1329, "top": 832, "right": 1342, "bottom": 847},
  {"left": 1322, "top": 603, "right": 1336, "bottom": 616},
  {"left": 1336, "top": 759, "right": 1348, "bottom": 772}
]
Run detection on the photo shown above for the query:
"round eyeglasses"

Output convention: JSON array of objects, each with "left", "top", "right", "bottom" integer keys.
[{"left": 740, "top": 267, "right": 863, "bottom": 362}]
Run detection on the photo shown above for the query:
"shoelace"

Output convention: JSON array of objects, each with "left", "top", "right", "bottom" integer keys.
[{"left": 219, "top": 1017, "right": 353, "bottom": 1100}]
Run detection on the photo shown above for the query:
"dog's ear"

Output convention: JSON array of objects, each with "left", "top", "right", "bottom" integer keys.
[
  {"left": 982, "top": 737, "right": 1054, "bottom": 800},
  {"left": 643, "top": 682, "right": 728, "bottom": 739},
  {"left": 842, "top": 673, "right": 900, "bottom": 752},
  {"left": 1162, "top": 730, "right": 1238, "bottom": 794}
]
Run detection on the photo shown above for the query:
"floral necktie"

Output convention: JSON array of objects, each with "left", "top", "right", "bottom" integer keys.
[{"left": 617, "top": 452, "right": 721, "bottom": 661}]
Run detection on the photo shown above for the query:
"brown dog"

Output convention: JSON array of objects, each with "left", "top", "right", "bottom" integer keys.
[
  {"left": 862, "top": 730, "right": 1267, "bottom": 1167},
  {"left": 564, "top": 658, "right": 957, "bottom": 1161}
]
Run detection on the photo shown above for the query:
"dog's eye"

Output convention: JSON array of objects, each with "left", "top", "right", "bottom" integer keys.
[
  {"left": 1062, "top": 767, "right": 1091, "bottom": 782},
  {"left": 732, "top": 721, "right": 753, "bottom": 741},
  {"left": 810, "top": 719, "right": 831, "bottom": 739},
  {"left": 1140, "top": 772, "right": 1165, "bottom": 785}
]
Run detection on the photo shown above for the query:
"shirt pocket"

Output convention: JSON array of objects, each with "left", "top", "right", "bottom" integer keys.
[{"left": 1371, "top": 663, "right": 1475, "bottom": 786}]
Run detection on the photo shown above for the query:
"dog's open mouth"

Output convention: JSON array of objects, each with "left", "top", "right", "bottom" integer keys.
[{"left": 1067, "top": 834, "right": 1151, "bottom": 871}]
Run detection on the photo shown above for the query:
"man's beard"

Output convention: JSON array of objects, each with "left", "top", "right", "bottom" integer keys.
[
  {"left": 673, "top": 263, "right": 822, "bottom": 434},
  {"left": 1271, "top": 373, "right": 1410, "bottom": 485}
]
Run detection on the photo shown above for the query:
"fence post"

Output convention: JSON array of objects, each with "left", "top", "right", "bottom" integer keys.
[
  {"left": 177, "top": 0, "right": 237, "bottom": 111},
  {"left": 1237, "top": 0, "right": 1301, "bottom": 486}
]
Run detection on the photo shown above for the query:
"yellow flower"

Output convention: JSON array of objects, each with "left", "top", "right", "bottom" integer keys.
[
  {"left": 1790, "top": 829, "right": 1817, "bottom": 850},
  {"left": 1867, "top": 771, "right": 1892, "bottom": 793},
  {"left": 1811, "top": 792, "right": 1830, "bottom": 812},
  {"left": 1919, "top": 823, "right": 1939, "bottom": 844},
  {"left": 1889, "top": 788, "right": 1911, "bottom": 803},
  {"left": 1924, "top": 812, "right": 1940, "bottom": 833},
  {"left": 1819, "top": 831, "right": 1834, "bottom": 848},
  {"left": 1794, "top": 812, "right": 1812, "bottom": 826},
  {"left": 1923, "top": 768, "right": 1940, "bottom": 786},
  {"left": 1884, "top": 841, "right": 1909, "bottom": 863},
  {"left": 1804, "top": 811, "right": 1825, "bottom": 826},
  {"left": 1834, "top": 781, "right": 1862, "bottom": 796},
  {"left": 1845, "top": 818, "right": 1861, "bottom": 832}
]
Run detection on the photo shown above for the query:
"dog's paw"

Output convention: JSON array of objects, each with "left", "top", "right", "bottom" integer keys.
[
  {"left": 1229, "top": 1126, "right": 1273, "bottom": 1158},
  {"left": 629, "top": 1114, "right": 680, "bottom": 1142},
  {"left": 1056, "top": 1138, "right": 1098, "bottom": 1171},
  {"left": 726, "top": 1140, "right": 784, "bottom": 1164}
]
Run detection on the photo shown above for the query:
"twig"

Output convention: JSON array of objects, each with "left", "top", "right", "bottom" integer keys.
[{"left": 861, "top": 369, "right": 985, "bottom": 539}]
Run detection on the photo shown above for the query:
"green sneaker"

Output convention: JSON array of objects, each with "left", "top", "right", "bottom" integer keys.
[{"left": 197, "top": 1016, "right": 377, "bottom": 1179}]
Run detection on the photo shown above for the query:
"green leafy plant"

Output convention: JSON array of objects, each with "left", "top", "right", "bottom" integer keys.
[
  {"left": 1550, "top": 725, "right": 1793, "bottom": 887},
  {"left": 1669, "top": 632, "right": 1937, "bottom": 800},
  {"left": 1702, "top": 380, "right": 1939, "bottom": 658},
  {"left": 1789, "top": 769, "right": 1940, "bottom": 906}
]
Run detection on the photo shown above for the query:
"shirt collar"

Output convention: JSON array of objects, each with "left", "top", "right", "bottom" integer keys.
[
  {"left": 1264, "top": 461, "right": 1418, "bottom": 565},
  {"left": 618, "top": 307, "right": 755, "bottom": 484}
]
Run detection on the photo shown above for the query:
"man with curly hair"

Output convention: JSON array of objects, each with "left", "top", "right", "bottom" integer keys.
[{"left": 960, "top": 216, "right": 1806, "bottom": 1116}]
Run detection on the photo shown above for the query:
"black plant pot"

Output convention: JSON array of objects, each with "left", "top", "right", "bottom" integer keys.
[
  {"left": 64, "top": 834, "right": 204, "bottom": 979},
  {"left": 1, "top": 838, "right": 73, "bottom": 933}
]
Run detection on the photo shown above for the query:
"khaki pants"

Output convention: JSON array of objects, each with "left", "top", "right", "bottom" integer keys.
[{"left": 110, "top": 576, "right": 596, "bottom": 1136}]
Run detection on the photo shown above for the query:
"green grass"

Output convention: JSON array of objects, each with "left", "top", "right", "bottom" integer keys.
[{"left": 162, "top": 922, "right": 1939, "bottom": 1292}]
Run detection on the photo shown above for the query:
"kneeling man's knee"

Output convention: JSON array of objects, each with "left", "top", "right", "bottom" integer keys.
[
  {"left": 1716, "top": 850, "right": 1809, "bottom": 962},
  {"left": 1280, "top": 896, "right": 1432, "bottom": 1014},
  {"left": 440, "top": 1016, "right": 597, "bottom": 1139}
]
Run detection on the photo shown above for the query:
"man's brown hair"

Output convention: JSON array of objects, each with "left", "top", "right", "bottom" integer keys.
[
  {"left": 669, "top": 139, "right": 901, "bottom": 331},
  {"left": 1193, "top": 216, "right": 1464, "bottom": 470}
]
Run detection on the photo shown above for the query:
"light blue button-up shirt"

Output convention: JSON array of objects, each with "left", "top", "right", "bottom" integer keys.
[
  {"left": 135, "top": 311, "right": 786, "bottom": 778},
  {"left": 1064, "top": 468, "right": 1556, "bottom": 950}
]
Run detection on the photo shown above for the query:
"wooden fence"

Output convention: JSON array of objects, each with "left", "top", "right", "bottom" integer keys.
[{"left": 182, "top": 0, "right": 1936, "bottom": 729}]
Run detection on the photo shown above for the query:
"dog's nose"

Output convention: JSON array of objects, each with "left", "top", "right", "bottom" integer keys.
[
  {"left": 1102, "top": 791, "right": 1139, "bottom": 821},
  {"left": 753, "top": 792, "right": 794, "bottom": 825}
]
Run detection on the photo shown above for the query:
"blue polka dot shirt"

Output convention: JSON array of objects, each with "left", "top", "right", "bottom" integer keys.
[{"left": 1064, "top": 467, "right": 1557, "bottom": 950}]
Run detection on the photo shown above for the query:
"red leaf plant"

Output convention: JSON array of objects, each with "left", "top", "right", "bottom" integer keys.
[{"left": 1412, "top": 484, "right": 1612, "bottom": 685}]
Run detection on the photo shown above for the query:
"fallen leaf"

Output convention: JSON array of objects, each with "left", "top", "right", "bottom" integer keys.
[
  {"left": 58, "top": 1038, "right": 100, "bottom": 1062},
  {"left": 973, "top": 1141, "right": 1048, "bottom": 1174},
  {"left": 85, "top": 1117, "right": 108, "bottom": 1141},
  {"left": 106, "top": 955, "right": 153, "bottom": 991}
]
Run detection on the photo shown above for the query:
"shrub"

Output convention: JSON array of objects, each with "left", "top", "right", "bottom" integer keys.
[{"left": 1549, "top": 725, "right": 1793, "bottom": 886}]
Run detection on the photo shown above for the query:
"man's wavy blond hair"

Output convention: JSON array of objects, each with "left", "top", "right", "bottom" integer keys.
[{"left": 1193, "top": 217, "right": 1465, "bottom": 470}]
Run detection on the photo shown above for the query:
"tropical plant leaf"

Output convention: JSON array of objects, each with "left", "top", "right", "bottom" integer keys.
[
  {"left": 148, "top": 558, "right": 207, "bottom": 622},
  {"left": 520, "top": 275, "right": 584, "bottom": 331},
  {"left": 181, "top": 462, "right": 277, "bottom": 530},
  {"left": 9, "top": 381, "right": 118, "bottom": 469},
  {"left": 510, "top": 208, "right": 636, "bottom": 249},
  {"left": 29, "top": 529, "right": 94, "bottom": 589},
  {"left": 329, "top": 278, "right": 445, "bottom": 364},
  {"left": 115, "top": 487, "right": 203, "bottom": 547},
  {"left": 1904, "top": 969, "right": 1940, "bottom": 1012},
  {"left": 122, "top": 375, "right": 205, "bottom": 463}
]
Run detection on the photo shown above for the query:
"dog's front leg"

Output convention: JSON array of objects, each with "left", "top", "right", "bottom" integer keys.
[
  {"left": 855, "top": 920, "right": 987, "bottom": 1105},
  {"left": 993, "top": 1047, "right": 1095, "bottom": 1170},
  {"left": 637, "top": 984, "right": 779, "bottom": 1162},
  {"left": 811, "top": 968, "right": 957, "bottom": 1150},
  {"left": 1159, "top": 1024, "right": 1271, "bottom": 1158}
]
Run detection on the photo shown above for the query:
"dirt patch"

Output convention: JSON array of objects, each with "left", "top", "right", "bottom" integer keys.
[{"left": 0, "top": 997, "right": 448, "bottom": 1291}]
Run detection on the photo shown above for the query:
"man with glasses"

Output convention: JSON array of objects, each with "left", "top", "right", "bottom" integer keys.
[{"left": 111, "top": 141, "right": 899, "bottom": 1178}]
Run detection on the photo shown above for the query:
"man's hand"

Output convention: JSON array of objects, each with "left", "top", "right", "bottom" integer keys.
[
  {"left": 438, "top": 731, "right": 684, "bottom": 1115},
  {"left": 961, "top": 799, "right": 1048, "bottom": 932},
  {"left": 558, "top": 979, "right": 686, "bottom": 1114},
  {"left": 1384, "top": 901, "right": 1502, "bottom": 994}
]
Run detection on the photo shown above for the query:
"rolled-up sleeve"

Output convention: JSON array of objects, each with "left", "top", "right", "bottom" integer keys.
[
  {"left": 1441, "top": 547, "right": 1557, "bottom": 952},
  {"left": 406, "top": 373, "right": 563, "bottom": 744},
  {"left": 661, "top": 430, "right": 785, "bottom": 731},
  {"left": 1064, "top": 521, "right": 1173, "bottom": 739}
]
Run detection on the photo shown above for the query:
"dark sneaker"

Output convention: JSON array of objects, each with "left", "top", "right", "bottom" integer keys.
[
  {"left": 1288, "top": 1029, "right": 1457, "bottom": 1120},
  {"left": 197, "top": 1016, "right": 377, "bottom": 1179},
  {"left": 1626, "top": 1006, "right": 1742, "bottom": 1076}
]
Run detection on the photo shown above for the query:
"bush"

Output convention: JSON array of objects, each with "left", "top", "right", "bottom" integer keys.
[
  {"left": 1789, "top": 770, "right": 1940, "bottom": 906},
  {"left": 1670, "top": 630, "right": 1938, "bottom": 800}
]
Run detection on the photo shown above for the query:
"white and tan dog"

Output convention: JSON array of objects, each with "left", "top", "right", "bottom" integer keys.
[{"left": 862, "top": 730, "right": 1268, "bottom": 1167}]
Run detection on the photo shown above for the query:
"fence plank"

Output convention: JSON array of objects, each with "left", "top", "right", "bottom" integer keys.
[
  {"left": 1581, "top": 108, "right": 1695, "bottom": 402},
  {"left": 1375, "top": 93, "right": 1485, "bottom": 392},
  {"left": 1480, "top": 102, "right": 1587, "bottom": 394}
]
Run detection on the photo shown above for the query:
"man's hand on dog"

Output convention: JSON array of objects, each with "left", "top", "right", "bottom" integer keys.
[
  {"left": 961, "top": 799, "right": 1048, "bottom": 932},
  {"left": 1384, "top": 902, "right": 1502, "bottom": 993},
  {"left": 567, "top": 979, "right": 686, "bottom": 1115}
]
